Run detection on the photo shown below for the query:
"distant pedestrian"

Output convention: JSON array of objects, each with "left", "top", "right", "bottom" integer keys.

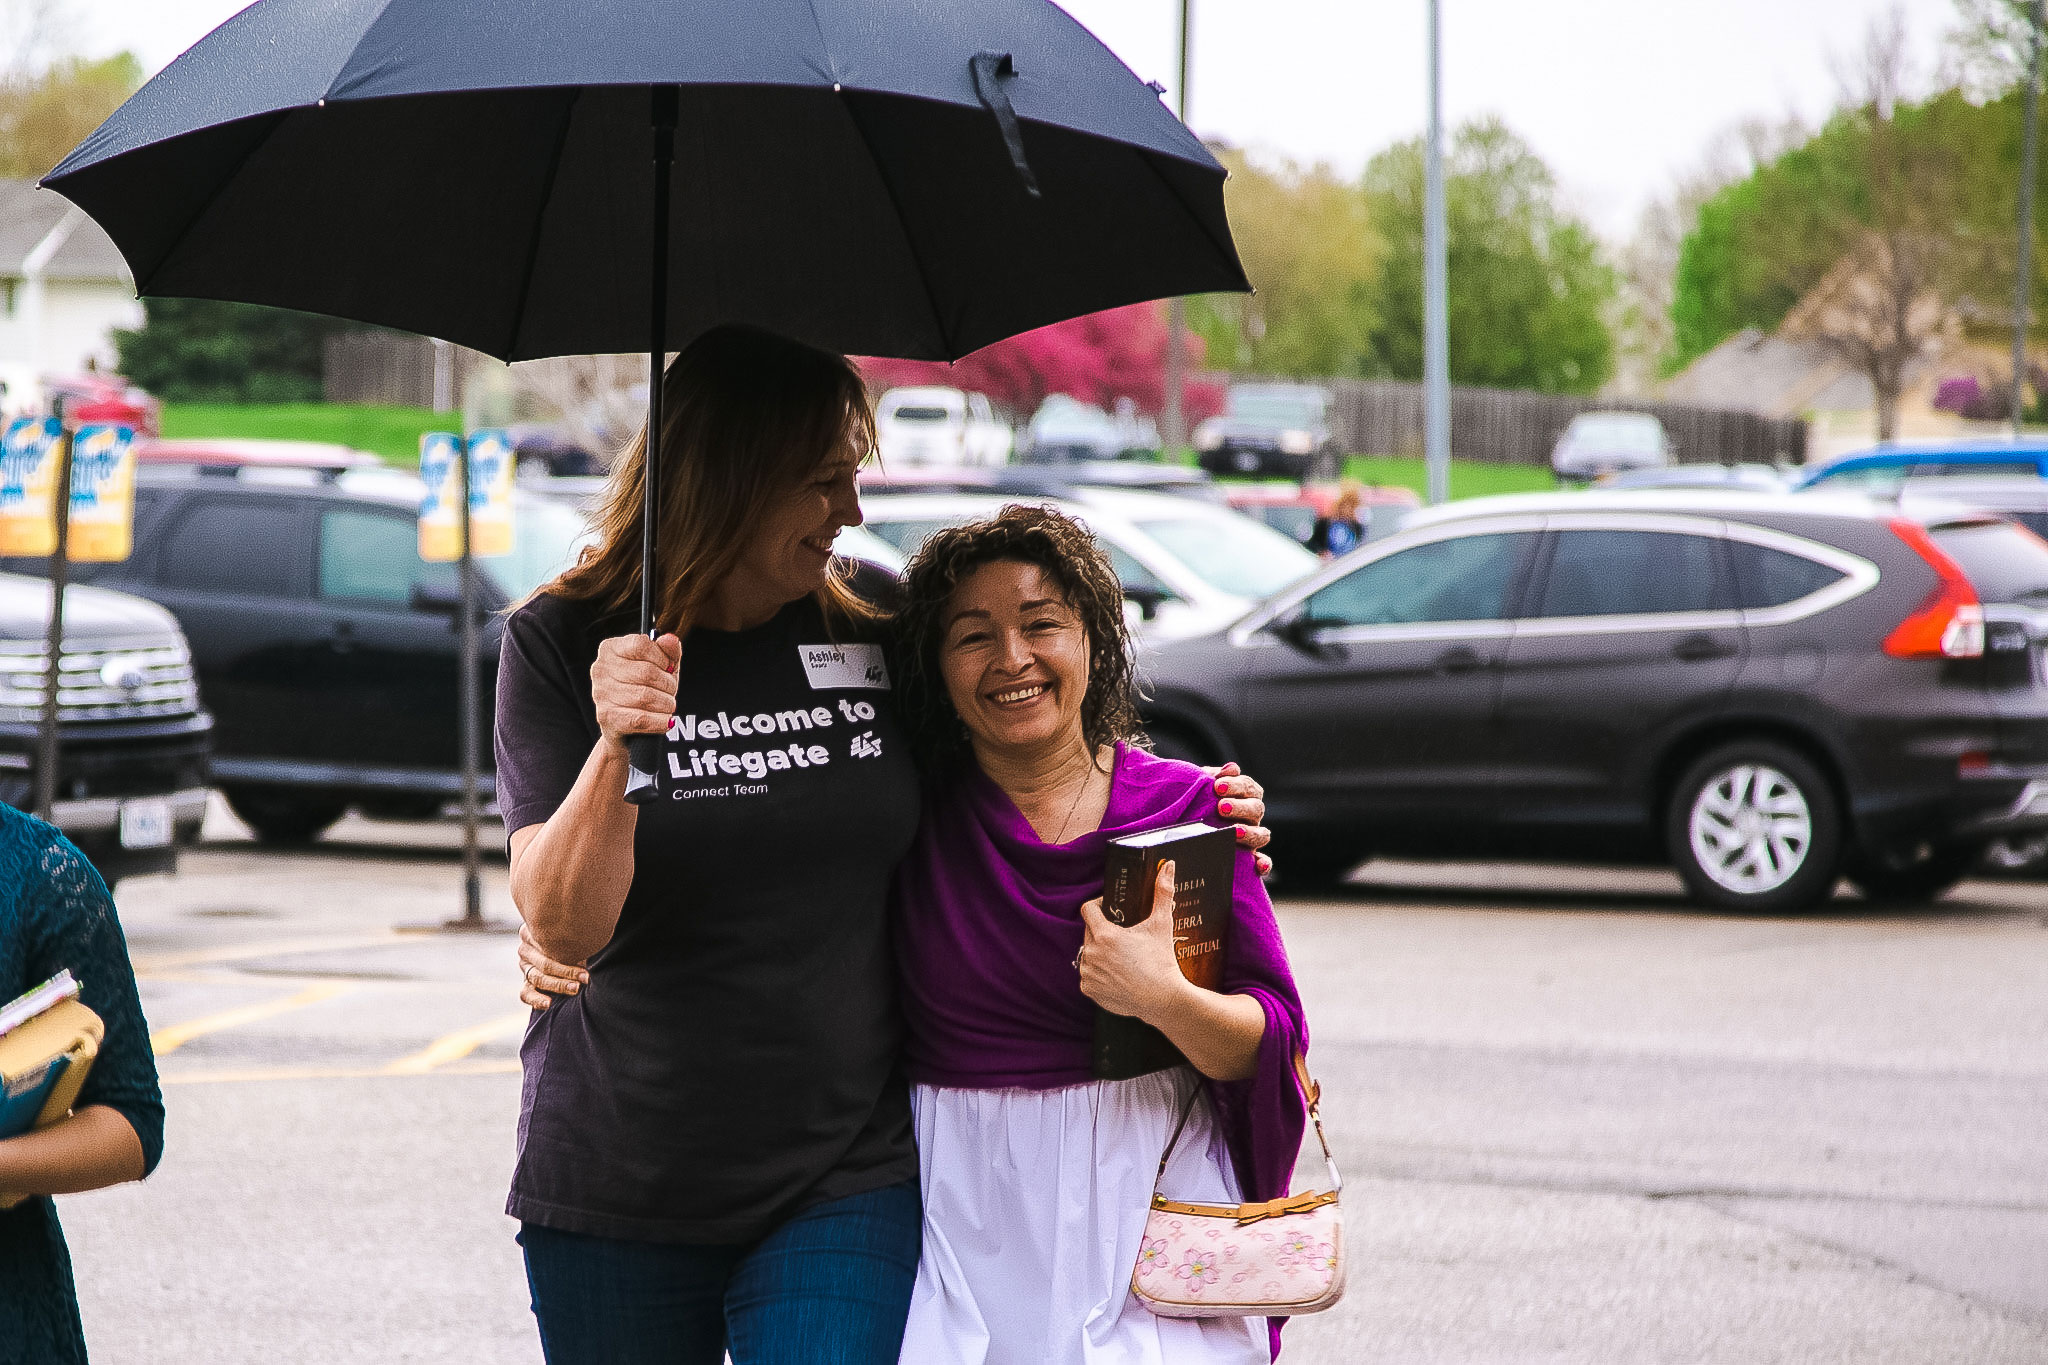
[
  {"left": 0, "top": 806, "right": 164, "bottom": 1365},
  {"left": 1304, "top": 485, "right": 1366, "bottom": 559},
  {"left": 497, "top": 325, "right": 1275, "bottom": 1365}
]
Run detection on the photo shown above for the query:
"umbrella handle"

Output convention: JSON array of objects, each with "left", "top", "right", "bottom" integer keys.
[{"left": 625, "top": 734, "right": 662, "bottom": 804}]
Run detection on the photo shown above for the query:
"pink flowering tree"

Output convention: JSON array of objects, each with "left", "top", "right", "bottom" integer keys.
[{"left": 857, "top": 302, "right": 1224, "bottom": 423}]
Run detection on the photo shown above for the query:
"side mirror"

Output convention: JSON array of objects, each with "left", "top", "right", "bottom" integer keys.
[
  {"left": 1271, "top": 613, "right": 1339, "bottom": 657},
  {"left": 1123, "top": 586, "right": 1169, "bottom": 621}
]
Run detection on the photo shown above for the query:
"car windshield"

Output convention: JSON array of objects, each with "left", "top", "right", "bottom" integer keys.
[
  {"left": 487, "top": 496, "right": 596, "bottom": 600},
  {"left": 1227, "top": 392, "right": 1321, "bottom": 427},
  {"left": 1813, "top": 459, "right": 2042, "bottom": 489},
  {"left": 1133, "top": 515, "right": 1319, "bottom": 599},
  {"left": 863, "top": 515, "right": 972, "bottom": 555},
  {"left": 1928, "top": 520, "right": 2048, "bottom": 604},
  {"left": 1567, "top": 414, "right": 1661, "bottom": 448}
]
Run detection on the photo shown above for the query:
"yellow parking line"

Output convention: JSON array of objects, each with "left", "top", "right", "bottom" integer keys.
[
  {"left": 150, "top": 983, "right": 354, "bottom": 1056},
  {"left": 161, "top": 1060, "right": 521, "bottom": 1086},
  {"left": 382, "top": 1011, "right": 530, "bottom": 1075}
]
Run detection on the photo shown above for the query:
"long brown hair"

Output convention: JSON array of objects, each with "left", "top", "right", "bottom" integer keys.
[{"left": 547, "top": 325, "right": 878, "bottom": 632}]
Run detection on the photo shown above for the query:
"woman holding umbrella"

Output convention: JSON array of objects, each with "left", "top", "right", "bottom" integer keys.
[{"left": 500, "top": 325, "right": 1269, "bottom": 1363}]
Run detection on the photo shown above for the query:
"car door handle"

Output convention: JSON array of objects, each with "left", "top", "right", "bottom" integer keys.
[
  {"left": 1435, "top": 646, "right": 1484, "bottom": 675},
  {"left": 1672, "top": 633, "right": 1735, "bottom": 662},
  {"left": 329, "top": 622, "right": 357, "bottom": 655}
]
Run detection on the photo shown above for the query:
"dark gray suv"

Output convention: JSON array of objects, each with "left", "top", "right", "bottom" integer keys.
[{"left": 1140, "top": 489, "right": 2048, "bottom": 911}]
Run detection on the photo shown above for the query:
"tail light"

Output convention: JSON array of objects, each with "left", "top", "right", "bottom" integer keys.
[{"left": 1884, "top": 519, "right": 1984, "bottom": 659}]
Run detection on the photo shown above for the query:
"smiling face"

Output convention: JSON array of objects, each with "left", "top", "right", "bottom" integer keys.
[
  {"left": 723, "top": 439, "right": 865, "bottom": 613},
  {"left": 939, "top": 559, "right": 1093, "bottom": 762}
]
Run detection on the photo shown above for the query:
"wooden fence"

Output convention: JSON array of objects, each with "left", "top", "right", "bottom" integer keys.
[
  {"left": 1317, "top": 378, "right": 1808, "bottom": 466},
  {"left": 324, "top": 332, "right": 480, "bottom": 410}
]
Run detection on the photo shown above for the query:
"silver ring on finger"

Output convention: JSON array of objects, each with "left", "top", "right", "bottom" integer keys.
[
  {"left": 523, "top": 962, "right": 536, "bottom": 983},
  {"left": 1072, "top": 945, "right": 1084, "bottom": 970}
]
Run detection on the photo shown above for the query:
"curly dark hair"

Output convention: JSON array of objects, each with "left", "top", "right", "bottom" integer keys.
[{"left": 895, "top": 504, "right": 1144, "bottom": 772}]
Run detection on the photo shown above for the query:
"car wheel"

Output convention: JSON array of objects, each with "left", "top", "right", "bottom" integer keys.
[
  {"left": 357, "top": 795, "right": 448, "bottom": 822},
  {"left": 1982, "top": 833, "right": 2048, "bottom": 877},
  {"left": 1846, "top": 840, "right": 1985, "bottom": 905},
  {"left": 1666, "top": 741, "right": 1843, "bottom": 913},
  {"left": 223, "top": 787, "right": 349, "bottom": 845}
]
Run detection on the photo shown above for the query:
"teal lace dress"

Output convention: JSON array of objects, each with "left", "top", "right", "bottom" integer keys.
[{"left": 0, "top": 805, "right": 164, "bottom": 1364}]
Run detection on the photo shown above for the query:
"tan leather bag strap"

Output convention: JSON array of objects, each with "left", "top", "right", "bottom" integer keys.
[{"left": 1151, "top": 1052, "right": 1341, "bottom": 1199}]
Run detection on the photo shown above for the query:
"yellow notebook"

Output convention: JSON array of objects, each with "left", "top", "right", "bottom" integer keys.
[{"left": 0, "top": 997, "right": 104, "bottom": 1209}]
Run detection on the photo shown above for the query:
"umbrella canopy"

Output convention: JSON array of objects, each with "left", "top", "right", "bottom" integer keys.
[{"left": 44, "top": 0, "right": 1249, "bottom": 363}]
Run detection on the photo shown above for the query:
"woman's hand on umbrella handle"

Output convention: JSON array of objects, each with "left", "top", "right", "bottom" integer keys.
[
  {"left": 1204, "top": 761, "right": 1273, "bottom": 877},
  {"left": 591, "top": 632, "right": 682, "bottom": 754},
  {"left": 518, "top": 922, "right": 590, "bottom": 1011}
]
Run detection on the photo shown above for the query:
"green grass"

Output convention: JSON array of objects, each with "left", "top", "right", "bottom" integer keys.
[
  {"left": 1338, "top": 456, "right": 1556, "bottom": 501},
  {"left": 158, "top": 403, "right": 457, "bottom": 467}
]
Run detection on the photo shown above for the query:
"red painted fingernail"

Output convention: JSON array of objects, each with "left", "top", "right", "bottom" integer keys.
[
  {"left": 1219, "top": 800, "right": 1233, "bottom": 815},
  {"left": 1215, "top": 779, "right": 1228, "bottom": 793}
]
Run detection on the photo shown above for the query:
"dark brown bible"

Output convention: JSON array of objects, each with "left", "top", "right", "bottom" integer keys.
[{"left": 1091, "top": 821, "right": 1236, "bottom": 1080}]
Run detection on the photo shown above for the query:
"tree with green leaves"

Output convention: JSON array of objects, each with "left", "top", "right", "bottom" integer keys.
[
  {"left": 114, "top": 299, "right": 359, "bottom": 404},
  {"left": 1186, "top": 149, "right": 1379, "bottom": 379},
  {"left": 1360, "top": 117, "right": 1615, "bottom": 395}
]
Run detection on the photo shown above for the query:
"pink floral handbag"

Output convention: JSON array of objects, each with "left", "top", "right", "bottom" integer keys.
[{"left": 1130, "top": 1054, "right": 1345, "bottom": 1318}]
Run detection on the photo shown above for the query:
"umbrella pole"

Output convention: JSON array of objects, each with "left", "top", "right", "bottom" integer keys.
[{"left": 625, "top": 87, "right": 680, "bottom": 805}]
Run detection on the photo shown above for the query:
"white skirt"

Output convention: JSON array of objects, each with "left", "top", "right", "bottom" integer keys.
[{"left": 901, "top": 1067, "right": 1268, "bottom": 1365}]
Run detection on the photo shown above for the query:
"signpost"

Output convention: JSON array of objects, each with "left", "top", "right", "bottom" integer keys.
[
  {"left": 1423, "top": 0, "right": 1450, "bottom": 506},
  {"left": 416, "top": 428, "right": 514, "bottom": 932},
  {"left": 3, "top": 405, "right": 137, "bottom": 819}
]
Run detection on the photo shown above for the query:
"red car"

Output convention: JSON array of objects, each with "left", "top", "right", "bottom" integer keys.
[{"left": 46, "top": 373, "right": 161, "bottom": 436}]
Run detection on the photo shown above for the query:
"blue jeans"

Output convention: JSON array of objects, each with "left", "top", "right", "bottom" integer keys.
[{"left": 520, "top": 1180, "right": 920, "bottom": 1365}]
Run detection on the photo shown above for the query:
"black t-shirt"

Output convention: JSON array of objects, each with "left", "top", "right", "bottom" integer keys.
[{"left": 495, "top": 591, "right": 921, "bottom": 1244}]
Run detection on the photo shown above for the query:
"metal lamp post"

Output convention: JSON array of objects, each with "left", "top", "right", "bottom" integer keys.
[
  {"left": 1423, "top": 0, "right": 1451, "bottom": 506},
  {"left": 2015, "top": 0, "right": 2045, "bottom": 436}
]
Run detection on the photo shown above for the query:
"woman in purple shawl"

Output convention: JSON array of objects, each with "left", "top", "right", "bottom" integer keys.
[{"left": 889, "top": 506, "right": 1310, "bottom": 1364}]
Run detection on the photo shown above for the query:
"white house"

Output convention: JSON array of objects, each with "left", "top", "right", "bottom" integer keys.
[{"left": 0, "top": 180, "right": 142, "bottom": 381}]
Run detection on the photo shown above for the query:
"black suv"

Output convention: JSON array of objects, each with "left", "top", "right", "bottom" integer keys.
[
  {"left": 6, "top": 467, "right": 591, "bottom": 844},
  {"left": 1193, "top": 383, "right": 1340, "bottom": 481},
  {"left": 0, "top": 573, "right": 212, "bottom": 881},
  {"left": 1140, "top": 489, "right": 2048, "bottom": 911}
]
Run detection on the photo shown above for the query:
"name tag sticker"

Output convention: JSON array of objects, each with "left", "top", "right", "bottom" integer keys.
[{"left": 799, "top": 643, "right": 890, "bottom": 690}]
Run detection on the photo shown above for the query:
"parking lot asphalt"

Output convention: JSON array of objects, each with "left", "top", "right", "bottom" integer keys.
[{"left": 52, "top": 800, "right": 2048, "bottom": 1364}]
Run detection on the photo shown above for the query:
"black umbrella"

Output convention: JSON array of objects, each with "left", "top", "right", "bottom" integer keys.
[{"left": 44, "top": 0, "right": 1249, "bottom": 798}]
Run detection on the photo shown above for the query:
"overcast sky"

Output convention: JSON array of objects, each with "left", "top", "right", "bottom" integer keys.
[{"left": 63, "top": 0, "right": 1964, "bottom": 239}]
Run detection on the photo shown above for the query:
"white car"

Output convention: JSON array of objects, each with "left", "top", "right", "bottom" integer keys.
[
  {"left": 858, "top": 487, "right": 1319, "bottom": 640},
  {"left": 1550, "top": 411, "right": 1672, "bottom": 482},
  {"left": 876, "top": 387, "right": 1013, "bottom": 468}
]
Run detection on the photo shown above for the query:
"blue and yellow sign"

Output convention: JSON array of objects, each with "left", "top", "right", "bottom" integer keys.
[
  {"left": 0, "top": 416, "right": 61, "bottom": 556},
  {"left": 65, "top": 424, "right": 137, "bottom": 563},
  {"left": 419, "top": 429, "right": 514, "bottom": 562}
]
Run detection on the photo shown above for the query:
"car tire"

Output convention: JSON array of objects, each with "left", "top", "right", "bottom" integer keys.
[
  {"left": 1846, "top": 840, "right": 1985, "bottom": 905},
  {"left": 357, "top": 795, "right": 448, "bottom": 822},
  {"left": 223, "top": 787, "right": 349, "bottom": 845},
  {"left": 1666, "top": 741, "right": 1843, "bottom": 913},
  {"left": 1982, "top": 833, "right": 2048, "bottom": 878}
]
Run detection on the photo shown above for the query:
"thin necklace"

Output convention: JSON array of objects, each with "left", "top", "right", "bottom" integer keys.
[{"left": 1049, "top": 757, "right": 1101, "bottom": 844}]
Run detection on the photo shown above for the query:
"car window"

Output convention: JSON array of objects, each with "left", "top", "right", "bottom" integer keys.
[
  {"left": 1928, "top": 520, "right": 2048, "bottom": 605},
  {"left": 319, "top": 507, "right": 458, "bottom": 606},
  {"left": 1537, "top": 530, "right": 1733, "bottom": 617},
  {"left": 863, "top": 516, "right": 967, "bottom": 555},
  {"left": 1101, "top": 542, "right": 1174, "bottom": 598},
  {"left": 1306, "top": 532, "right": 1538, "bottom": 626},
  {"left": 1134, "top": 515, "right": 1319, "bottom": 600},
  {"left": 488, "top": 496, "right": 594, "bottom": 600},
  {"left": 159, "top": 498, "right": 308, "bottom": 596},
  {"left": 1726, "top": 539, "right": 1847, "bottom": 609}
]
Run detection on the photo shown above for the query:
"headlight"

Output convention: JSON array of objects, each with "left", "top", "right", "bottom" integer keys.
[
  {"left": 1193, "top": 422, "right": 1223, "bottom": 452},
  {"left": 1278, "top": 429, "right": 1316, "bottom": 455}
]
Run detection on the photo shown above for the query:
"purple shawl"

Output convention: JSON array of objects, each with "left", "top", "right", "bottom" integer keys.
[{"left": 891, "top": 743, "right": 1309, "bottom": 1357}]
